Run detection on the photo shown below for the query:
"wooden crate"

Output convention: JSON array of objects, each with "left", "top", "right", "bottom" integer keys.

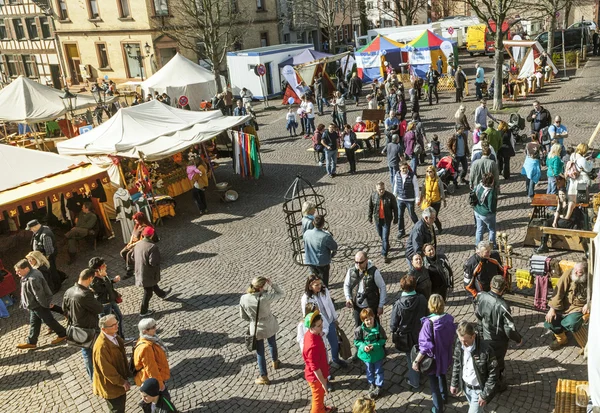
[{"left": 555, "top": 379, "right": 588, "bottom": 413}]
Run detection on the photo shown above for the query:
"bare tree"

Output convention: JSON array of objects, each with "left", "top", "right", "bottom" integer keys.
[
  {"left": 430, "top": 0, "right": 453, "bottom": 19},
  {"left": 387, "top": 0, "right": 428, "bottom": 26},
  {"left": 562, "top": 0, "right": 595, "bottom": 29},
  {"left": 164, "top": 0, "right": 249, "bottom": 92}
]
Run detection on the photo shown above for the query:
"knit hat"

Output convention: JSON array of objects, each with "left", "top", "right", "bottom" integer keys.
[
  {"left": 142, "top": 226, "right": 155, "bottom": 238},
  {"left": 140, "top": 378, "right": 160, "bottom": 397},
  {"left": 304, "top": 310, "right": 320, "bottom": 328}
]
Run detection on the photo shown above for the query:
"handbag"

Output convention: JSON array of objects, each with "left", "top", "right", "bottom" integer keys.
[
  {"left": 410, "top": 319, "right": 436, "bottom": 375},
  {"left": 336, "top": 324, "right": 352, "bottom": 360},
  {"left": 392, "top": 331, "right": 413, "bottom": 352},
  {"left": 244, "top": 294, "right": 262, "bottom": 352},
  {"left": 66, "top": 325, "right": 97, "bottom": 349}
]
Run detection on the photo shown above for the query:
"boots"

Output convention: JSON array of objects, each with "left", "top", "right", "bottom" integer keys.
[
  {"left": 67, "top": 252, "right": 77, "bottom": 265},
  {"left": 272, "top": 360, "right": 281, "bottom": 370},
  {"left": 536, "top": 236, "right": 549, "bottom": 254},
  {"left": 549, "top": 332, "right": 568, "bottom": 350},
  {"left": 255, "top": 375, "right": 270, "bottom": 385}
]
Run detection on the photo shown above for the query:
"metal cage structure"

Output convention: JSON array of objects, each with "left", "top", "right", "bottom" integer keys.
[{"left": 283, "top": 175, "right": 328, "bottom": 265}]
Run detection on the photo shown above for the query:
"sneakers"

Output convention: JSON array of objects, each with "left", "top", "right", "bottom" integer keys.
[
  {"left": 255, "top": 375, "right": 270, "bottom": 385},
  {"left": 368, "top": 383, "right": 376, "bottom": 393},
  {"left": 331, "top": 360, "right": 348, "bottom": 369},
  {"left": 272, "top": 360, "right": 281, "bottom": 370},
  {"left": 51, "top": 336, "right": 67, "bottom": 345},
  {"left": 16, "top": 343, "right": 37, "bottom": 350},
  {"left": 140, "top": 310, "right": 155, "bottom": 318},
  {"left": 369, "top": 386, "right": 381, "bottom": 399},
  {"left": 161, "top": 287, "right": 173, "bottom": 300}
]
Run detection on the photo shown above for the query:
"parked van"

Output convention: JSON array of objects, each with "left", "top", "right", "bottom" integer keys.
[
  {"left": 466, "top": 21, "right": 511, "bottom": 55},
  {"left": 535, "top": 28, "right": 591, "bottom": 52}
]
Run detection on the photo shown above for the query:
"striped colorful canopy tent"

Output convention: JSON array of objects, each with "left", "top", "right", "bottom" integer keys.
[
  {"left": 403, "top": 30, "right": 458, "bottom": 79},
  {"left": 355, "top": 35, "right": 406, "bottom": 83}
]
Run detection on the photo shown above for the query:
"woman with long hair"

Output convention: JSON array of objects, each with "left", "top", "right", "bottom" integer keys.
[
  {"left": 521, "top": 134, "right": 542, "bottom": 201},
  {"left": 567, "top": 143, "right": 594, "bottom": 196},
  {"left": 26, "top": 250, "right": 60, "bottom": 294},
  {"left": 546, "top": 143, "right": 564, "bottom": 195}
]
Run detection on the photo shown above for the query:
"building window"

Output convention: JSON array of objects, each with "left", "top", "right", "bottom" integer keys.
[
  {"left": 0, "top": 20, "right": 6, "bottom": 40},
  {"left": 383, "top": 1, "right": 389, "bottom": 8},
  {"left": 7, "top": 55, "right": 19, "bottom": 76},
  {"left": 256, "top": 0, "right": 264, "bottom": 10},
  {"left": 25, "top": 18, "right": 38, "bottom": 39},
  {"left": 366, "top": 1, "right": 373, "bottom": 10},
  {"left": 260, "top": 32, "right": 269, "bottom": 47},
  {"left": 153, "top": 0, "right": 169, "bottom": 16},
  {"left": 23, "top": 55, "right": 37, "bottom": 77},
  {"left": 233, "top": 40, "right": 242, "bottom": 50},
  {"left": 8, "top": 0, "right": 23, "bottom": 4},
  {"left": 117, "top": 0, "right": 131, "bottom": 18},
  {"left": 57, "top": 0, "right": 69, "bottom": 20},
  {"left": 96, "top": 43, "right": 109, "bottom": 68},
  {"left": 123, "top": 43, "right": 145, "bottom": 78},
  {"left": 13, "top": 19, "right": 25, "bottom": 40},
  {"left": 87, "top": 0, "right": 100, "bottom": 19},
  {"left": 283, "top": 33, "right": 290, "bottom": 44},
  {"left": 40, "top": 17, "right": 51, "bottom": 38}
]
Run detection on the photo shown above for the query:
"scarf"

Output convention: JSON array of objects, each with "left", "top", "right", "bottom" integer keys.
[{"left": 141, "top": 334, "right": 169, "bottom": 357}]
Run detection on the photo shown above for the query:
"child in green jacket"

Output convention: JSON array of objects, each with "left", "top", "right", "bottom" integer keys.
[{"left": 353, "top": 308, "right": 387, "bottom": 399}]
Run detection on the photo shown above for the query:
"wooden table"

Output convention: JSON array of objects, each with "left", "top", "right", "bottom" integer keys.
[{"left": 355, "top": 131, "right": 377, "bottom": 151}]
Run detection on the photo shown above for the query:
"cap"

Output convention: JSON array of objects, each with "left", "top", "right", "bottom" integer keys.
[
  {"left": 355, "top": 116, "right": 362, "bottom": 123},
  {"left": 142, "top": 226, "right": 155, "bottom": 238},
  {"left": 139, "top": 378, "right": 160, "bottom": 397},
  {"left": 26, "top": 219, "right": 40, "bottom": 230},
  {"left": 304, "top": 310, "right": 320, "bottom": 328},
  {"left": 491, "top": 275, "right": 507, "bottom": 291}
]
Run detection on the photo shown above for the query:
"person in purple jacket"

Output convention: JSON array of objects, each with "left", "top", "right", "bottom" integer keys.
[{"left": 412, "top": 294, "right": 456, "bottom": 413}]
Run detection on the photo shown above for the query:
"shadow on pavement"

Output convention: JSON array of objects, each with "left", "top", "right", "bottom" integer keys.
[
  {"left": 185, "top": 397, "right": 307, "bottom": 413},
  {"left": 0, "top": 370, "right": 62, "bottom": 390}
]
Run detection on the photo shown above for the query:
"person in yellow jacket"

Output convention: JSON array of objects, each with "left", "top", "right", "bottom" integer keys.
[
  {"left": 421, "top": 166, "right": 446, "bottom": 233},
  {"left": 134, "top": 318, "right": 171, "bottom": 413}
]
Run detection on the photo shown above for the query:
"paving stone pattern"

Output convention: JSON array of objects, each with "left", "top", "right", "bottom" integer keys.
[{"left": 1, "top": 53, "right": 598, "bottom": 413}]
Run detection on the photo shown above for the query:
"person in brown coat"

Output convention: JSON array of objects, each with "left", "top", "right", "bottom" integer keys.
[{"left": 92, "top": 314, "right": 130, "bottom": 413}]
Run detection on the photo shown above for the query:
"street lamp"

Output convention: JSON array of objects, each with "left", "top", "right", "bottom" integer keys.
[
  {"left": 60, "top": 87, "right": 77, "bottom": 137},
  {"left": 125, "top": 42, "right": 152, "bottom": 81},
  {"left": 91, "top": 82, "right": 110, "bottom": 124}
]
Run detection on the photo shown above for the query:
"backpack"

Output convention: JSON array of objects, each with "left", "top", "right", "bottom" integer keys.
[
  {"left": 431, "top": 141, "right": 441, "bottom": 156},
  {"left": 539, "top": 127, "right": 551, "bottom": 145},
  {"left": 469, "top": 185, "right": 482, "bottom": 207},
  {"left": 565, "top": 160, "right": 580, "bottom": 180},
  {"left": 128, "top": 342, "right": 141, "bottom": 377}
]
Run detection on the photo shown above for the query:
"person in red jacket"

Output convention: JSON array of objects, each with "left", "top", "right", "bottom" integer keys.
[{"left": 303, "top": 311, "right": 337, "bottom": 413}]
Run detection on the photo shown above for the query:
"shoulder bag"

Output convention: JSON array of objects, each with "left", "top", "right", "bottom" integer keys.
[
  {"left": 410, "top": 318, "right": 436, "bottom": 374},
  {"left": 244, "top": 294, "right": 262, "bottom": 352},
  {"left": 66, "top": 324, "right": 97, "bottom": 349}
]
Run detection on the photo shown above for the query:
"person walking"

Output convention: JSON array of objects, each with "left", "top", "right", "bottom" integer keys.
[
  {"left": 450, "top": 321, "right": 499, "bottom": 413},
  {"left": 189, "top": 157, "right": 210, "bottom": 215},
  {"left": 393, "top": 162, "right": 420, "bottom": 239},
  {"left": 469, "top": 145, "right": 499, "bottom": 191},
  {"left": 239, "top": 277, "right": 284, "bottom": 385},
  {"left": 341, "top": 124, "right": 359, "bottom": 174},
  {"left": 497, "top": 121, "right": 515, "bottom": 180},
  {"left": 322, "top": 123, "right": 340, "bottom": 178},
  {"left": 134, "top": 318, "right": 172, "bottom": 412},
  {"left": 403, "top": 122, "right": 420, "bottom": 176},
  {"left": 368, "top": 182, "right": 398, "bottom": 262},
  {"left": 92, "top": 314, "right": 130, "bottom": 413},
  {"left": 412, "top": 294, "right": 456, "bottom": 412},
  {"left": 422, "top": 166, "right": 445, "bottom": 233},
  {"left": 448, "top": 125, "right": 470, "bottom": 185},
  {"left": 406, "top": 207, "right": 437, "bottom": 269},
  {"left": 546, "top": 143, "right": 564, "bottom": 195},
  {"left": 382, "top": 134, "right": 403, "bottom": 186},
  {"left": 333, "top": 91, "right": 347, "bottom": 127},
  {"left": 475, "top": 276, "right": 522, "bottom": 391},
  {"left": 472, "top": 173, "right": 498, "bottom": 248},
  {"left": 301, "top": 274, "right": 348, "bottom": 368},
  {"left": 14, "top": 259, "right": 67, "bottom": 350},
  {"left": 63, "top": 268, "right": 104, "bottom": 380},
  {"left": 349, "top": 72, "right": 363, "bottom": 105},
  {"left": 454, "top": 65, "right": 467, "bottom": 102},
  {"left": 474, "top": 63, "right": 485, "bottom": 100},
  {"left": 354, "top": 308, "right": 387, "bottom": 399},
  {"left": 521, "top": 134, "right": 542, "bottom": 202},
  {"left": 455, "top": 105, "right": 471, "bottom": 139},
  {"left": 120, "top": 211, "right": 155, "bottom": 279},
  {"left": 426, "top": 64, "right": 439, "bottom": 105},
  {"left": 89, "top": 257, "right": 125, "bottom": 339},
  {"left": 390, "top": 275, "right": 428, "bottom": 389},
  {"left": 26, "top": 250, "right": 60, "bottom": 295},
  {"left": 303, "top": 215, "right": 337, "bottom": 287},
  {"left": 134, "top": 226, "right": 172, "bottom": 317}
]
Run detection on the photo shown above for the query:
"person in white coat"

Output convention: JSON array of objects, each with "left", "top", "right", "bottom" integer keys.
[{"left": 567, "top": 143, "right": 594, "bottom": 196}]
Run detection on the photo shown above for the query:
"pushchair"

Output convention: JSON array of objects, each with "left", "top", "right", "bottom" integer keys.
[
  {"left": 508, "top": 113, "right": 527, "bottom": 144},
  {"left": 436, "top": 156, "right": 458, "bottom": 195}
]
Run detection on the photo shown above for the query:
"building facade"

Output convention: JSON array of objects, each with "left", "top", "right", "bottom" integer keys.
[{"left": 0, "top": 0, "right": 64, "bottom": 88}]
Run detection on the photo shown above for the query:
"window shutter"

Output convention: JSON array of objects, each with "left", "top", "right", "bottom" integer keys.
[
  {"left": 5, "top": 18, "right": 13, "bottom": 40},
  {"left": 22, "top": 19, "right": 30, "bottom": 40},
  {"left": 34, "top": 17, "right": 41, "bottom": 39}
]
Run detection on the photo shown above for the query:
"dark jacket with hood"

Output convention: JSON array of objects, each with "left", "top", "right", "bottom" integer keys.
[{"left": 389, "top": 292, "right": 428, "bottom": 351}]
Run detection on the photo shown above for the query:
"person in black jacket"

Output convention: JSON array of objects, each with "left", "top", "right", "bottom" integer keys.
[
  {"left": 321, "top": 123, "right": 340, "bottom": 178},
  {"left": 63, "top": 268, "right": 104, "bottom": 380},
  {"left": 463, "top": 241, "right": 504, "bottom": 299},
  {"left": 450, "top": 321, "right": 499, "bottom": 412},
  {"left": 368, "top": 182, "right": 398, "bottom": 262},
  {"left": 348, "top": 72, "right": 363, "bottom": 105},
  {"left": 390, "top": 275, "right": 428, "bottom": 389},
  {"left": 140, "top": 378, "right": 178, "bottom": 413},
  {"left": 454, "top": 65, "right": 467, "bottom": 102},
  {"left": 475, "top": 276, "right": 522, "bottom": 392},
  {"left": 340, "top": 124, "right": 359, "bottom": 174},
  {"left": 405, "top": 207, "right": 437, "bottom": 267},
  {"left": 526, "top": 100, "right": 551, "bottom": 136},
  {"left": 89, "top": 257, "right": 124, "bottom": 339}
]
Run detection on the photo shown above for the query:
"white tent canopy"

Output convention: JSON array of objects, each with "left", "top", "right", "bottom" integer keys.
[
  {"left": 141, "top": 53, "right": 225, "bottom": 110},
  {"left": 56, "top": 100, "right": 250, "bottom": 161},
  {"left": 0, "top": 76, "right": 99, "bottom": 123},
  {"left": 503, "top": 40, "right": 559, "bottom": 79}
]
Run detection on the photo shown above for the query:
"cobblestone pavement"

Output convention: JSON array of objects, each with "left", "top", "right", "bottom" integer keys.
[{"left": 1, "top": 52, "right": 598, "bottom": 413}]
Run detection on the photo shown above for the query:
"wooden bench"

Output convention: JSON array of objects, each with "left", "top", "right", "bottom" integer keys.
[
  {"left": 538, "top": 227, "right": 596, "bottom": 252},
  {"left": 306, "top": 148, "right": 365, "bottom": 164},
  {"left": 554, "top": 378, "right": 588, "bottom": 413}
]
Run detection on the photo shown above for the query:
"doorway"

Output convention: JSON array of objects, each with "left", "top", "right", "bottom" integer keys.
[
  {"left": 158, "top": 47, "right": 177, "bottom": 68},
  {"left": 49, "top": 64, "right": 62, "bottom": 89},
  {"left": 64, "top": 44, "right": 82, "bottom": 84}
]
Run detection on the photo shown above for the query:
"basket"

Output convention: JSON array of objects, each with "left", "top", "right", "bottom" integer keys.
[{"left": 554, "top": 379, "right": 588, "bottom": 413}]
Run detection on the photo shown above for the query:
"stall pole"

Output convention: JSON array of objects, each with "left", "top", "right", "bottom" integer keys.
[
  {"left": 137, "top": 159, "right": 162, "bottom": 226},
  {"left": 117, "top": 162, "right": 128, "bottom": 188},
  {"left": 201, "top": 142, "right": 218, "bottom": 186}
]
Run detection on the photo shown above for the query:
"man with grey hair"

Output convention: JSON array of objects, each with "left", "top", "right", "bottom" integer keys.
[
  {"left": 405, "top": 207, "right": 437, "bottom": 269},
  {"left": 92, "top": 314, "right": 130, "bottom": 413},
  {"left": 475, "top": 275, "right": 522, "bottom": 391},
  {"left": 469, "top": 144, "right": 499, "bottom": 191},
  {"left": 463, "top": 241, "right": 504, "bottom": 299},
  {"left": 368, "top": 182, "right": 398, "bottom": 262},
  {"left": 382, "top": 134, "right": 403, "bottom": 186},
  {"left": 344, "top": 251, "right": 387, "bottom": 326},
  {"left": 544, "top": 261, "right": 589, "bottom": 350}
]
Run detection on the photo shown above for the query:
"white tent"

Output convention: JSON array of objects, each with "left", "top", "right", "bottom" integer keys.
[
  {"left": 56, "top": 100, "right": 250, "bottom": 161},
  {"left": 141, "top": 53, "right": 225, "bottom": 110},
  {"left": 503, "top": 40, "right": 559, "bottom": 79},
  {"left": 0, "top": 75, "right": 99, "bottom": 123}
]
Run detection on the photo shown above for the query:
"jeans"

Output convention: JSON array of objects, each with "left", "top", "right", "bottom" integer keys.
[
  {"left": 375, "top": 220, "right": 391, "bottom": 256},
  {"left": 525, "top": 178, "right": 536, "bottom": 198},
  {"left": 82, "top": 347, "right": 94, "bottom": 380},
  {"left": 406, "top": 352, "right": 420, "bottom": 388},
  {"left": 28, "top": 307, "right": 67, "bottom": 344},
  {"left": 456, "top": 155, "right": 468, "bottom": 179},
  {"left": 432, "top": 154, "right": 440, "bottom": 168},
  {"left": 410, "top": 154, "right": 419, "bottom": 176},
  {"left": 256, "top": 334, "right": 278, "bottom": 377},
  {"left": 475, "top": 82, "right": 483, "bottom": 100},
  {"left": 547, "top": 176, "right": 557, "bottom": 195},
  {"left": 464, "top": 385, "right": 484, "bottom": 413},
  {"left": 431, "top": 201, "right": 442, "bottom": 231},
  {"left": 398, "top": 200, "right": 418, "bottom": 234},
  {"left": 317, "top": 97, "right": 324, "bottom": 114},
  {"left": 140, "top": 285, "right": 167, "bottom": 315},
  {"left": 429, "top": 374, "right": 448, "bottom": 412},
  {"left": 337, "top": 112, "right": 347, "bottom": 127},
  {"left": 0, "top": 298, "right": 8, "bottom": 318},
  {"left": 105, "top": 394, "right": 126, "bottom": 413},
  {"left": 192, "top": 187, "right": 207, "bottom": 212},
  {"left": 389, "top": 166, "right": 399, "bottom": 187},
  {"left": 474, "top": 211, "right": 497, "bottom": 247},
  {"left": 324, "top": 149, "right": 337, "bottom": 176},
  {"left": 365, "top": 359, "right": 384, "bottom": 387},
  {"left": 102, "top": 303, "right": 124, "bottom": 338},
  {"left": 345, "top": 148, "right": 356, "bottom": 173},
  {"left": 307, "top": 117, "right": 315, "bottom": 134},
  {"left": 325, "top": 322, "right": 342, "bottom": 364}
]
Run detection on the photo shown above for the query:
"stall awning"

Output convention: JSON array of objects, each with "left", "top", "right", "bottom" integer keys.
[{"left": 295, "top": 51, "right": 352, "bottom": 69}]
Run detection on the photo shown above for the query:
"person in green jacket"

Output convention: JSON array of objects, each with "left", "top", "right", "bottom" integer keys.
[
  {"left": 354, "top": 308, "right": 387, "bottom": 399},
  {"left": 484, "top": 120, "right": 502, "bottom": 154},
  {"left": 546, "top": 143, "right": 564, "bottom": 195},
  {"left": 473, "top": 173, "right": 498, "bottom": 249}
]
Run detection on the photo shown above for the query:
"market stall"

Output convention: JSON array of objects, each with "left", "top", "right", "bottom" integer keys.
[
  {"left": 403, "top": 30, "right": 458, "bottom": 79},
  {"left": 355, "top": 35, "right": 406, "bottom": 83}
]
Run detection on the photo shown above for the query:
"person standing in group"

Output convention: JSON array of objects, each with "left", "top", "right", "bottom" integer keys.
[
  {"left": 368, "top": 182, "right": 398, "bottom": 262},
  {"left": 474, "top": 100, "right": 498, "bottom": 131},
  {"left": 423, "top": 243, "right": 453, "bottom": 300},
  {"left": 121, "top": 212, "right": 155, "bottom": 279},
  {"left": 454, "top": 65, "right": 467, "bottom": 102},
  {"left": 303, "top": 215, "right": 337, "bottom": 287},
  {"left": 393, "top": 162, "right": 420, "bottom": 239},
  {"left": 546, "top": 143, "right": 564, "bottom": 195},
  {"left": 313, "top": 123, "right": 326, "bottom": 166},
  {"left": 450, "top": 321, "right": 499, "bottom": 413},
  {"left": 448, "top": 125, "right": 470, "bottom": 185},
  {"left": 430, "top": 135, "right": 441, "bottom": 167},
  {"left": 134, "top": 318, "right": 172, "bottom": 412},
  {"left": 463, "top": 242, "right": 504, "bottom": 299},
  {"left": 286, "top": 107, "right": 298, "bottom": 137},
  {"left": 65, "top": 201, "right": 98, "bottom": 264},
  {"left": 497, "top": 121, "right": 515, "bottom": 180},
  {"left": 390, "top": 275, "right": 428, "bottom": 390},
  {"left": 484, "top": 121, "right": 502, "bottom": 155},
  {"left": 474, "top": 63, "right": 485, "bottom": 100},
  {"left": 406, "top": 207, "right": 437, "bottom": 269},
  {"left": 526, "top": 100, "right": 551, "bottom": 136},
  {"left": 322, "top": 123, "right": 340, "bottom": 178},
  {"left": 302, "top": 201, "right": 317, "bottom": 233},
  {"left": 455, "top": 105, "right": 471, "bottom": 137},
  {"left": 426, "top": 64, "right": 439, "bottom": 105},
  {"left": 27, "top": 219, "right": 62, "bottom": 287},
  {"left": 26, "top": 250, "right": 60, "bottom": 297},
  {"left": 469, "top": 145, "right": 499, "bottom": 191},
  {"left": 139, "top": 378, "right": 178, "bottom": 413},
  {"left": 521, "top": 134, "right": 542, "bottom": 202},
  {"left": 354, "top": 308, "right": 387, "bottom": 399},
  {"left": 305, "top": 95, "right": 316, "bottom": 136},
  {"left": 382, "top": 134, "right": 402, "bottom": 186},
  {"left": 412, "top": 294, "right": 456, "bottom": 412},
  {"left": 63, "top": 268, "right": 104, "bottom": 380},
  {"left": 403, "top": 122, "right": 419, "bottom": 176},
  {"left": 548, "top": 116, "right": 568, "bottom": 151},
  {"left": 472, "top": 173, "right": 498, "bottom": 249},
  {"left": 567, "top": 143, "right": 594, "bottom": 196},
  {"left": 240, "top": 277, "right": 284, "bottom": 385},
  {"left": 349, "top": 72, "right": 363, "bottom": 106},
  {"left": 409, "top": 254, "right": 432, "bottom": 298},
  {"left": 341, "top": 124, "right": 359, "bottom": 174},
  {"left": 92, "top": 314, "right": 130, "bottom": 413},
  {"left": 301, "top": 274, "right": 348, "bottom": 369},
  {"left": 14, "top": 259, "right": 67, "bottom": 350},
  {"left": 421, "top": 166, "right": 445, "bottom": 233},
  {"left": 134, "top": 226, "right": 172, "bottom": 318},
  {"left": 411, "top": 113, "right": 428, "bottom": 165},
  {"left": 89, "top": 257, "right": 125, "bottom": 339},
  {"left": 302, "top": 311, "right": 337, "bottom": 413},
  {"left": 475, "top": 276, "right": 522, "bottom": 391}
]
